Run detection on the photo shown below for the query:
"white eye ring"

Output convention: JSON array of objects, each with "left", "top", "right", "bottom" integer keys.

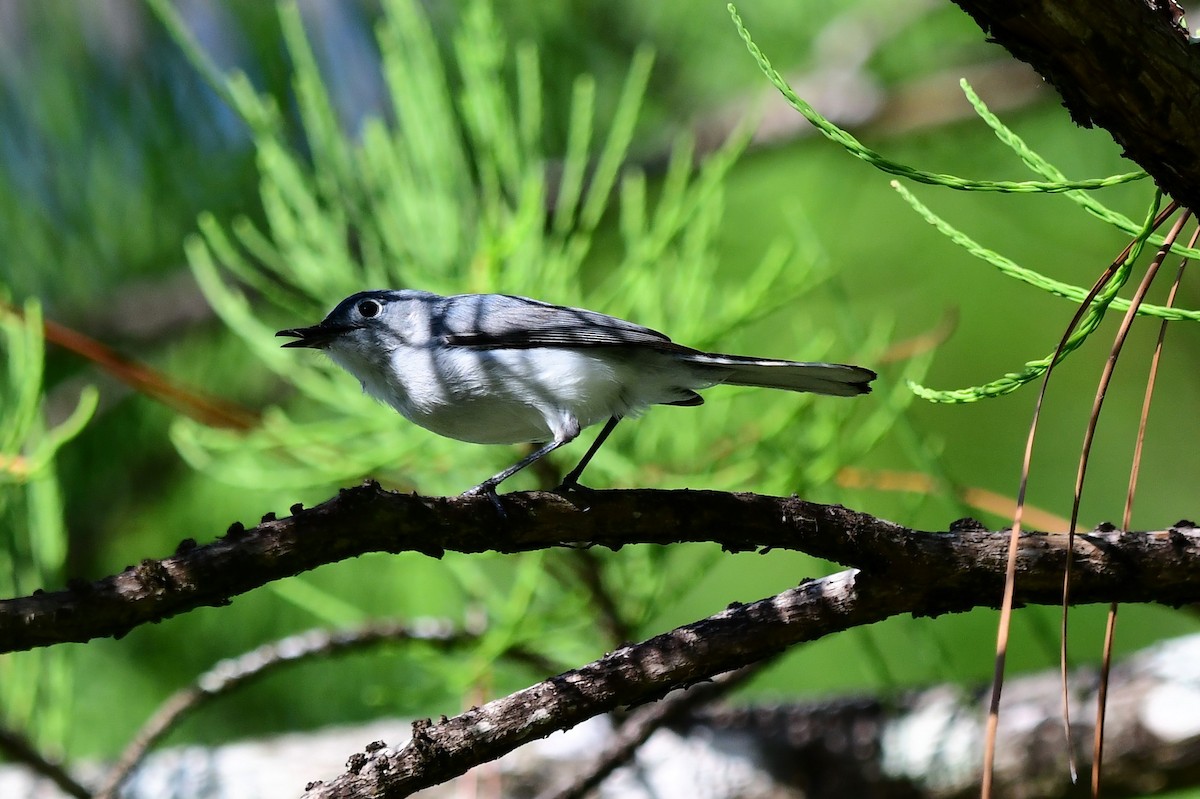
[{"left": 357, "top": 299, "right": 382, "bottom": 318}]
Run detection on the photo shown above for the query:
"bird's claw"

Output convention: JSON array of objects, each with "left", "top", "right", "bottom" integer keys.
[
  {"left": 462, "top": 481, "right": 507, "bottom": 519},
  {"left": 554, "top": 477, "right": 596, "bottom": 496}
]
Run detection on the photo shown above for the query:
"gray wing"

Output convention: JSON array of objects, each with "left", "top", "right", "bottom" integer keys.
[{"left": 436, "top": 293, "right": 692, "bottom": 352}]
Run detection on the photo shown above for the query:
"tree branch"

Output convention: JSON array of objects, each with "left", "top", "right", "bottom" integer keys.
[
  {"left": 4, "top": 481, "right": 1195, "bottom": 797},
  {"left": 9, "top": 634, "right": 1200, "bottom": 797},
  {"left": 94, "top": 618, "right": 561, "bottom": 799},
  {"left": 294, "top": 547, "right": 1200, "bottom": 798},
  {"left": 948, "top": 0, "right": 1200, "bottom": 208},
  {"left": 297, "top": 568, "right": 884, "bottom": 797},
  {"left": 0, "top": 723, "right": 90, "bottom": 799},
  {"left": 1, "top": 484, "right": 1198, "bottom": 653}
]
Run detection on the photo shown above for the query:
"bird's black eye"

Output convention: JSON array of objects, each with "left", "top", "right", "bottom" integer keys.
[{"left": 357, "top": 299, "right": 382, "bottom": 318}]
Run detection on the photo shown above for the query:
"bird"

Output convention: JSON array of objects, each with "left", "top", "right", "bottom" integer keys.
[{"left": 277, "top": 289, "right": 875, "bottom": 508}]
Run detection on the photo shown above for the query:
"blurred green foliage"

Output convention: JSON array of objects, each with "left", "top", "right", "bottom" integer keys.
[
  {"left": 155, "top": 0, "right": 911, "bottom": 738},
  {"left": 168, "top": 0, "right": 895, "bottom": 498},
  {"left": 0, "top": 299, "right": 96, "bottom": 756},
  {"left": 0, "top": 1, "right": 1196, "bottom": 786},
  {"left": 734, "top": 10, "right": 1200, "bottom": 405}
]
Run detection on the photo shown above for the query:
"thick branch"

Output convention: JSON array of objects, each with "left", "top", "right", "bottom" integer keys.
[
  {"left": 292, "top": 632, "right": 1200, "bottom": 799},
  {"left": 948, "top": 0, "right": 1200, "bottom": 208},
  {"left": 299, "top": 569, "right": 890, "bottom": 797},
  {"left": 1, "top": 484, "right": 1198, "bottom": 652},
  {"left": 294, "top": 558, "right": 1200, "bottom": 798},
  {"left": 8, "top": 635, "right": 1200, "bottom": 798}
]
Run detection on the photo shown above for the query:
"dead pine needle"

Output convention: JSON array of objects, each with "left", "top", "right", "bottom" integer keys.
[
  {"left": 980, "top": 200, "right": 1178, "bottom": 799},
  {"left": 1090, "top": 217, "right": 1197, "bottom": 797},
  {"left": 1062, "top": 208, "right": 1188, "bottom": 790},
  {"left": 0, "top": 300, "right": 259, "bottom": 431}
]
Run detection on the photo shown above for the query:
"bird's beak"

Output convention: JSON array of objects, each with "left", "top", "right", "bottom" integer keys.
[{"left": 276, "top": 324, "right": 351, "bottom": 349}]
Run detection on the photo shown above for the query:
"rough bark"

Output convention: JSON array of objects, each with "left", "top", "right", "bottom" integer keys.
[
  {"left": 3, "top": 483, "right": 1197, "bottom": 796},
  {"left": 10, "top": 631, "right": 1200, "bottom": 799},
  {"left": 948, "top": 0, "right": 1200, "bottom": 207},
  {"left": 2, "top": 484, "right": 1198, "bottom": 653}
]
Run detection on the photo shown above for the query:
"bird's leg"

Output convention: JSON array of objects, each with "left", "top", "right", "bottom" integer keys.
[
  {"left": 559, "top": 416, "right": 621, "bottom": 491},
  {"left": 463, "top": 438, "right": 571, "bottom": 515}
]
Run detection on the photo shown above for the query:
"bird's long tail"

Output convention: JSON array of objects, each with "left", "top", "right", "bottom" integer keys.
[{"left": 685, "top": 353, "right": 875, "bottom": 397}]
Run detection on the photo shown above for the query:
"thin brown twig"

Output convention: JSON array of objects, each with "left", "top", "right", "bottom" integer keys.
[
  {"left": 837, "top": 466, "right": 1073, "bottom": 530},
  {"left": 0, "top": 722, "right": 90, "bottom": 799},
  {"left": 1091, "top": 218, "right": 1198, "bottom": 797},
  {"left": 980, "top": 200, "right": 1178, "bottom": 799},
  {"left": 95, "top": 619, "right": 555, "bottom": 799},
  {"left": 0, "top": 300, "right": 259, "bottom": 431},
  {"left": 876, "top": 308, "right": 958, "bottom": 364},
  {"left": 1057, "top": 209, "right": 1189, "bottom": 792}
]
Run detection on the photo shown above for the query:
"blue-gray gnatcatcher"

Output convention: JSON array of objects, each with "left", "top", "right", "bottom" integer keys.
[{"left": 277, "top": 290, "right": 875, "bottom": 506}]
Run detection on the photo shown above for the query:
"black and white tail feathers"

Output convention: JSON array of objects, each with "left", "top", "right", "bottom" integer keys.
[{"left": 685, "top": 353, "right": 875, "bottom": 397}]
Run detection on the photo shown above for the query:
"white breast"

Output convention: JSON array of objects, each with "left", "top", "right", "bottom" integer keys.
[
  {"left": 332, "top": 337, "right": 705, "bottom": 445},
  {"left": 369, "top": 347, "right": 632, "bottom": 444}
]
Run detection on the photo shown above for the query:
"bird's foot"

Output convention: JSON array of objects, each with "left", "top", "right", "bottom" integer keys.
[
  {"left": 461, "top": 481, "right": 507, "bottom": 519},
  {"left": 554, "top": 475, "right": 597, "bottom": 496}
]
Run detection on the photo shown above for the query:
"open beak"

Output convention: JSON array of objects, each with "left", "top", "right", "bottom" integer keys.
[{"left": 276, "top": 324, "right": 351, "bottom": 349}]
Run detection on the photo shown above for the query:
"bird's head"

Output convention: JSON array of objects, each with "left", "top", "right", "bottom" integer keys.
[{"left": 276, "top": 290, "right": 415, "bottom": 352}]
